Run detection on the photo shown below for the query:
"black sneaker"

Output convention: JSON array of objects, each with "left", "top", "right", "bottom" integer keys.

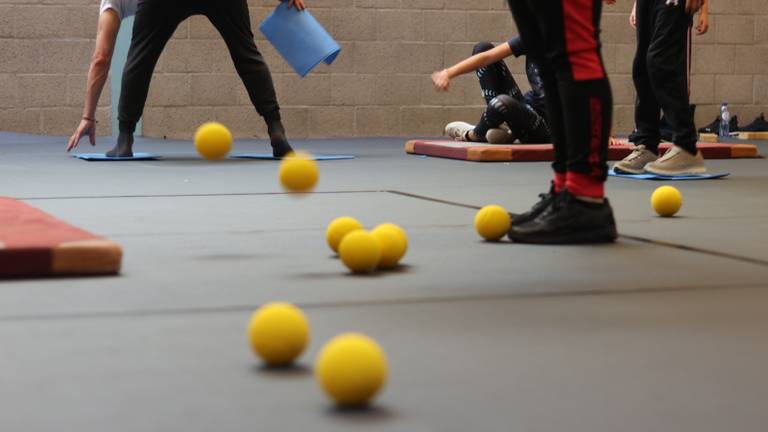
[
  {"left": 739, "top": 113, "right": 768, "bottom": 132},
  {"left": 698, "top": 115, "right": 739, "bottom": 134},
  {"left": 511, "top": 182, "right": 557, "bottom": 226},
  {"left": 508, "top": 189, "right": 618, "bottom": 244}
]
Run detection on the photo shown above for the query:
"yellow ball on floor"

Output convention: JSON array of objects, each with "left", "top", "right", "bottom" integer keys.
[
  {"left": 338, "top": 230, "right": 381, "bottom": 273},
  {"left": 651, "top": 185, "right": 682, "bottom": 217},
  {"left": 374, "top": 222, "right": 408, "bottom": 253},
  {"left": 279, "top": 151, "right": 319, "bottom": 193},
  {"left": 315, "top": 333, "right": 388, "bottom": 407},
  {"left": 247, "top": 302, "right": 309, "bottom": 366},
  {"left": 194, "top": 122, "right": 232, "bottom": 160},
  {"left": 474, "top": 205, "right": 511, "bottom": 241},
  {"left": 371, "top": 225, "right": 406, "bottom": 269},
  {"left": 326, "top": 217, "right": 364, "bottom": 254}
]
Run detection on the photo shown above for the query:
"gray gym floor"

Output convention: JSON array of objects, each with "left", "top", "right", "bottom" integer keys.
[{"left": 1, "top": 132, "right": 767, "bottom": 432}]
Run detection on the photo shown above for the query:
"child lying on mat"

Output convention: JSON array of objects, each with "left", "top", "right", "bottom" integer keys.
[{"left": 431, "top": 37, "right": 551, "bottom": 145}]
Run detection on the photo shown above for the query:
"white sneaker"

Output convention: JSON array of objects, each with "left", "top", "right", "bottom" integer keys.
[
  {"left": 644, "top": 145, "right": 707, "bottom": 176},
  {"left": 445, "top": 121, "right": 475, "bottom": 141},
  {"left": 612, "top": 145, "right": 658, "bottom": 174},
  {"left": 486, "top": 128, "right": 515, "bottom": 144}
]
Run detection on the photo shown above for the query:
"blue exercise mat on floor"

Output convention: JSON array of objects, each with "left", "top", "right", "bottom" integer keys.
[
  {"left": 608, "top": 170, "right": 730, "bottom": 180},
  {"left": 259, "top": 2, "right": 341, "bottom": 77},
  {"left": 73, "top": 153, "right": 161, "bottom": 161},
  {"left": 230, "top": 153, "right": 354, "bottom": 161}
]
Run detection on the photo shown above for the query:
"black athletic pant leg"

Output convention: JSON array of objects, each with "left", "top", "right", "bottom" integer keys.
[
  {"left": 508, "top": 0, "right": 612, "bottom": 197},
  {"left": 634, "top": 0, "right": 696, "bottom": 154},
  {"left": 472, "top": 42, "right": 525, "bottom": 104},
  {"left": 117, "top": 0, "right": 189, "bottom": 132},
  {"left": 205, "top": 0, "right": 280, "bottom": 121}
]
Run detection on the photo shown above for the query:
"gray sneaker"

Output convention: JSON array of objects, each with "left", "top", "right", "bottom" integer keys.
[
  {"left": 613, "top": 145, "right": 658, "bottom": 174},
  {"left": 486, "top": 127, "right": 515, "bottom": 144},
  {"left": 644, "top": 145, "right": 707, "bottom": 176},
  {"left": 445, "top": 121, "right": 475, "bottom": 141}
]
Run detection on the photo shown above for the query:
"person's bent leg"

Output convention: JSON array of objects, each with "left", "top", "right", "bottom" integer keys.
[
  {"left": 473, "top": 42, "right": 524, "bottom": 104},
  {"left": 474, "top": 94, "right": 547, "bottom": 143},
  {"left": 206, "top": 0, "right": 291, "bottom": 157},
  {"left": 113, "top": 0, "right": 185, "bottom": 157}
]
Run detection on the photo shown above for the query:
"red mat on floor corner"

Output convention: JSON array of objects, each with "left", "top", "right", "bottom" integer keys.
[
  {"left": 405, "top": 139, "right": 760, "bottom": 162},
  {"left": 0, "top": 198, "right": 122, "bottom": 278}
]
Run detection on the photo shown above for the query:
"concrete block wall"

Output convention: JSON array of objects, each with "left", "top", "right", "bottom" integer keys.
[{"left": 0, "top": 0, "right": 766, "bottom": 139}]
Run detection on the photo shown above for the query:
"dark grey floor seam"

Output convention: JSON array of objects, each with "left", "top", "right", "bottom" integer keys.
[
  {"left": 0, "top": 282, "right": 763, "bottom": 323},
  {"left": 18, "top": 190, "right": 383, "bottom": 201},
  {"left": 385, "top": 190, "right": 768, "bottom": 268}
]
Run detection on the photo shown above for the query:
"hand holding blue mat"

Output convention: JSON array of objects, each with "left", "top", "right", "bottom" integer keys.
[
  {"left": 608, "top": 169, "right": 729, "bottom": 181},
  {"left": 260, "top": 2, "right": 341, "bottom": 77}
]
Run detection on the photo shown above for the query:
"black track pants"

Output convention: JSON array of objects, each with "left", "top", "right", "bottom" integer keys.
[
  {"left": 507, "top": 0, "right": 613, "bottom": 198},
  {"left": 633, "top": 0, "right": 696, "bottom": 154},
  {"left": 118, "top": 0, "right": 280, "bottom": 131}
]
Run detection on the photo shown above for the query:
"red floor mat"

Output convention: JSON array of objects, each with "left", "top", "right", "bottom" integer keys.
[
  {"left": 405, "top": 139, "right": 760, "bottom": 162},
  {"left": 0, "top": 198, "right": 122, "bottom": 278}
]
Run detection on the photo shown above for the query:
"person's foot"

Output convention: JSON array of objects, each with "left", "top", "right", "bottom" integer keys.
[
  {"left": 486, "top": 127, "right": 515, "bottom": 144},
  {"left": 511, "top": 182, "right": 557, "bottom": 226},
  {"left": 105, "top": 132, "right": 134, "bottom": 158},
  {"left": 612, "top": 144, "right": 658, "bottom": 174},
  {"left": 508, "top": 189, "right": 618, "bottom": 245},
  {"left": 267, "top": 120, "right": 293, "bottom": 158},
  {"left": 739, "top": 113, "right": 768, "bottom": 132},
  {"left": 644, "top": 145, "right": 706, "bottom": 176},
  {"left": 444, "top": 121, "right": 480, "bottom": 142}
]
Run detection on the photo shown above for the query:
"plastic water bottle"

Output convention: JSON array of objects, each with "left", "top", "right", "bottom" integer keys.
[{"left": 719, "top": 102, "right": 730, "bottom": 137}]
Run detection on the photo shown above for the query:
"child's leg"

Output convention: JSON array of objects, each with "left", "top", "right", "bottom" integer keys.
[
  {"left": 206, "top": 0, "right": 291, "bottom": 156},
  {"left": 645, "top": 0, "right": 697, "bottom": 154},
  {"left": 473, "top": 95, "right": 550, "bottom": 143},
  {"left": 472, "top": 42, "right": 525, "bottom": 104}
]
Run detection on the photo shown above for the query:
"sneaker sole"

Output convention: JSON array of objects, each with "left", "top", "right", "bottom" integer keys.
[
  {"left": 509, "top": 226, "right": 618, "bottom": 245},
  {"left": 644, "top": 166, "right": 707, "bottom": 176},
  {"left": 612, "top": 165, "right": 646, "bottom": 175}
]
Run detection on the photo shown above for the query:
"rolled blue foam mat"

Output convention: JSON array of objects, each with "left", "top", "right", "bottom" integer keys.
[
  {"left": 230, "top": 153, "right": 354, "bottom": 161},
  {"left": 73, "top": 153, "right": 161, "bottom": 161},
  {"left": 259, "top": 2, "right": 341, "bottom": 77},
  {"left": 608, "top": 170, "right": 729, "bottom": 181}
]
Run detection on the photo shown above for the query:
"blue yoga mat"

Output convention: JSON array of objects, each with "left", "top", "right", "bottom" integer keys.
[
  {"left": 608, "top": 170, "right": 730, "bottom": 181},
  {"left": 259, "top": 2, "right": 341, "bottom": 77},
  {"left": 73, "top": 153, "right": 161, "bottom": 161},
  {"left": 230, "top": 153, "right": 354, "bottom": 161}
]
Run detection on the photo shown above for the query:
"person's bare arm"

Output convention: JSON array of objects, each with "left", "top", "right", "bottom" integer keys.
[
  {"left": 432, "top": 43, "right": 513, "bottom": 92},
  {"left": 696, "top": 0, "right": 709, "bottom": 34},
  {"left": 287, "top": 0, "right": 306, "bottom": 10},
  {"left": 686, "top": 0, "right": 703, "bottom": 14},
  {"left": 630, "top": 1, "right": 637, "bottom": 28},
  {"left": 67, "top": 10, "right": 120, "bottom": 152}
]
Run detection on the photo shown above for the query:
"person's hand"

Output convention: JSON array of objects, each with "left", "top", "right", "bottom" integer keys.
[
  {"left": 629, "top": 2, "right": 637, "bottom": 29},
  {"left": 431, "top": 69, "right": 451, "bottom": 92},
  {"left": 287, "top": 0, "right": 306, "bottom": 10},
  {"left": 686, "top": 0, "right": 703, "bottom": 14},
  {"left": 67, "top": 118, "right": 96, "bottom": 152},
  {"left": 696, "top": 11, "right": 709, "bottom": 34}
]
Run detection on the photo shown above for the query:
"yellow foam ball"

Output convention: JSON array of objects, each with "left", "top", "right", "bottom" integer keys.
[
  {"left": 651, "top": 185, "right": 682, "bottom": 217},
  {"left": 194, "top": 122, "right": 232, "bottom": 160},
  {"left": 474, "top": 205, "right": 511, "bottom": 241},
  {"left": 326, "top": 217, "right": 364, "bottom": 254},
  {"left": 338, "top": 230, "right": 381, "bottom": 273},
  {"left": 279, "top": 151, "right": 319, "bottom": 193},
  {"left": 371, "top": 225, "right": 406, "bottom": 269},
  {"left": 247, "top": 302, "right": 309, "bottom": 366},
  {"left": 375, "top": 223, "right": 408, "bottom": 253},
  {"left": 315, "top": 333, "right": 388, "bottom": 407}
]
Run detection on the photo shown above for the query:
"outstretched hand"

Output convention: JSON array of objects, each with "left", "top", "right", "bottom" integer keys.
[
  {"left": 431, "top": 70, "right": 451, "bottom": 92},
  {"left": 67, "top": 119, "right": 96, "bottom": 152},
  {"left": 287, "top": 0, "right": 306, "bottom": 10}
]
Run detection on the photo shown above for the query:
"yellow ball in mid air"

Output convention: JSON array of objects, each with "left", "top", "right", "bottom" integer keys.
[
  {"left": 371, "top": 225, "right": 406, "bottom": 269},
  {"left": 315, "top": 333, "right": 388, "bottom": 407},
  {"left": 326, "top": 217, "right": 364, "bottom": 254},
  {"left": 194, "top": 122, "right": 233, "bottom": 160},
  {"left": 338, "top": 230, "right": 381, "bottom": 273},
  {"left": 279, "top": 151, "right": 319, "bottom": 193},
  {"left": 474, "top": 205, "right": 511, "bottom": 241},
  {"left": 247, "top": 302, "right": 309, "bottom": 366},
  {"left": 651, "top": 185, "right": 682, "bottom": 217}
]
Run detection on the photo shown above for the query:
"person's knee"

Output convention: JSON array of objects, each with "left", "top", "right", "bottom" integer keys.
[
  {"left": 473, "top": 41, "right": 495, "bottom": 55},
  {"left": 488, "top": 94, "right": 516, "bottom": 115}
]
